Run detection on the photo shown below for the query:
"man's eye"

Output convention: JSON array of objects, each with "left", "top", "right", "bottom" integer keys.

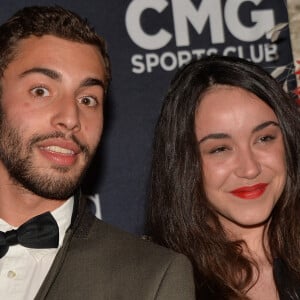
[
  {"left": 78, "top": 96, "right": 98, "bottom": 107},
  {"left": 30, "top": 87, "right": 50, "bottom": 97}
]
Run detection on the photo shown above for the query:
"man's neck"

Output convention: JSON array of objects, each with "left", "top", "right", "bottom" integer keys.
[{"left": 0, "top": 171, "right": 65, "bottom": 226}]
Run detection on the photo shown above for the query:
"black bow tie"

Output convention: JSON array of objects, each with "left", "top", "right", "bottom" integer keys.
[{"left": 0, "top": 212, "right": 59, "bottom": 258}]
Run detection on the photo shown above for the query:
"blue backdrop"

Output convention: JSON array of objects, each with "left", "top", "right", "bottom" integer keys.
[{"left": 0, "top": 0, "right": 296, "bottom": 235}]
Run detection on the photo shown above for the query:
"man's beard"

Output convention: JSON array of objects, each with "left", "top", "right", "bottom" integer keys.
[{"left": 0, "top": 109, "right": 93, "bottom": 200}]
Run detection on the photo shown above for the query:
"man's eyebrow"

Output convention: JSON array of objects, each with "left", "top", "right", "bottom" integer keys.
[
  {"left": 19, "top": 68, "right": 105, "bottom": 91},
  {"left": 79, "top": 77, "right": 105, "bottom": 90},
  {"left": 19, "top": 67, "right": 61, "bottom": 80},
  {"left": 198, "top": 121, "right": 280, "bottom": 144}
]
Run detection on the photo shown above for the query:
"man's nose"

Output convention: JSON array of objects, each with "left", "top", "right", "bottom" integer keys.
[{"left": 50, "top": 96, "right": 81, "bottom": 135}]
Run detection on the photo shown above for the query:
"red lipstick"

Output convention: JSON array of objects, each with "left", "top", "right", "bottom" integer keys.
[{"left": 230, "top": 183, "right": 268, "bottom": 200}]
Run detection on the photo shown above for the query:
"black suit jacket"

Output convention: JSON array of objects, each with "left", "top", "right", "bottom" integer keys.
[{"left": 34, "top": 196, "right": 196, "bottom": 300}]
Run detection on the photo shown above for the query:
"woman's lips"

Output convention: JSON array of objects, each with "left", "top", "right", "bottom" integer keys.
[{"left": 230, "top": 183, "right": 269, "bottom": 199}]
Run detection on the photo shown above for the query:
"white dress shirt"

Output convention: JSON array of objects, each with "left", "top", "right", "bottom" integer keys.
[{"left": 0, "top": 198, "right": 74, "bottom": 300}]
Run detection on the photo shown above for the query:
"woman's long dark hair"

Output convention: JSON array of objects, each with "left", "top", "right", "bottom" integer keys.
[{"left": 148, "top": 55, "right": 300, "bottom": 299}]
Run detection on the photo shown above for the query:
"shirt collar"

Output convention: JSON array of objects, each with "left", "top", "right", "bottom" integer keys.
[{"left": 50, "top": 197, "right": 74, "bottom": 247}]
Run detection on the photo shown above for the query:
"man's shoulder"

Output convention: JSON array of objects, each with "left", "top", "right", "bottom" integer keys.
[
  {"left": 87, "top": 215, "right": 179, "bottom": 260},
  {"left": 68, "top": 205, "right": 193, "bottom": 279},
  {"left": 44, "top": 211, "right": 196, "bottom": 299}
]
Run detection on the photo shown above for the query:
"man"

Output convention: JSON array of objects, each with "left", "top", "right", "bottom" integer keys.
[{"left": 0, "top": 6, "right": 195, "bottom": 300}]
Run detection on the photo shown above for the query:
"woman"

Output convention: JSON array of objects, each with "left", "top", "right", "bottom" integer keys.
[{"left": 148, "top": 55, "right": 300, "bottom": 299}]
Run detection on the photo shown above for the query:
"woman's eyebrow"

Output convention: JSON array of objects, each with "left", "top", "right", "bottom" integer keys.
[
  {"left": 198, "top": 133, "right": 230, "bottom": 144},
  {"left": 252, "top": 120, "right": 279, "bottom": 133},
  {"left": 198, "top": 121, "right": 279, "bottom": 144}
]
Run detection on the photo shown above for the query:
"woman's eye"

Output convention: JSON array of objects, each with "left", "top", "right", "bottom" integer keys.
[
  {"left": 78, "top": 96, "right": 98, "bottom": 107},
  {"left": 257, "top": 135, "right": 275, "bottom": 143},
  {"left": 209, "top": 146, "right": 229, "bottom": 154},
  {"left": 30, "top": 87, "right": 50, "bottom": 97}
]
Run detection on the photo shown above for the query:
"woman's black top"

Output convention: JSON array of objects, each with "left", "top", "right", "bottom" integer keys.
[{"left": 197, "top": 259, "right": 300, "bottom": 300}]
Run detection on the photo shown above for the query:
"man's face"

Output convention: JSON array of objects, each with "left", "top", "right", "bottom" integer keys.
[{"left": 0, "top": 35, "right": 106, "bottom": 199}]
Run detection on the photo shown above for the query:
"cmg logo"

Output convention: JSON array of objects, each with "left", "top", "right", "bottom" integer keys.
[{"left": 125, "top": 0, "right": 275, "bottom": 50}]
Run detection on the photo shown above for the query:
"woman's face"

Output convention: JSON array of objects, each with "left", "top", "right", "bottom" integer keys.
[{"left": 195, "top": 85, "right": 286, "bottom": 233}]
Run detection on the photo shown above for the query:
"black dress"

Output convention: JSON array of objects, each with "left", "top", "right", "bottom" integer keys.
[
  {"left": 196, "top": 259, "right": 300, "bottom": 300},
  {"left": 273, "top": 258, "right": 300, "bottom": 300}
]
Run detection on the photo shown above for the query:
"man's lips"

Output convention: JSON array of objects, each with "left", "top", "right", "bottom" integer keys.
[
  {"left": 37, "top": 139, "right": 81, "bottom": 166},
  {"left": 230, "top": 183, "right": 269, "bottom": 199},
  {"left": 38, "top": 139, "right": 81, "bottom": 153}
]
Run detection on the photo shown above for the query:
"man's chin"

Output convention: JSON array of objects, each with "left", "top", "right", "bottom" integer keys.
[
  {"left": 27, "top": 182, "right": 79, "bottom": 200},
  {"left": 13, "top": 171, "right": 82, "bottom": 200}
]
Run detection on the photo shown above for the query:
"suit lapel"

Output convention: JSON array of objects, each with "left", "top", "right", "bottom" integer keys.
[{"left": 34, "top": 193, "right": 90, "bottom": 300}]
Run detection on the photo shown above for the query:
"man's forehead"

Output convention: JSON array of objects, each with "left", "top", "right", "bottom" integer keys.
[{"left": 8, "top": 36, "right": 104, "bottom": 72}]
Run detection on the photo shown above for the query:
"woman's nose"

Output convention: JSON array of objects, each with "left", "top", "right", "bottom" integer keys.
[{"left": 234, "top": 148, "right": 261, "bottom": 179}]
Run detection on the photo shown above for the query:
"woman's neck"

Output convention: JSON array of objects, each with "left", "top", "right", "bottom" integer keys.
[{"left": 221, "top": 219, "right": 279, "bottom": 299}]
